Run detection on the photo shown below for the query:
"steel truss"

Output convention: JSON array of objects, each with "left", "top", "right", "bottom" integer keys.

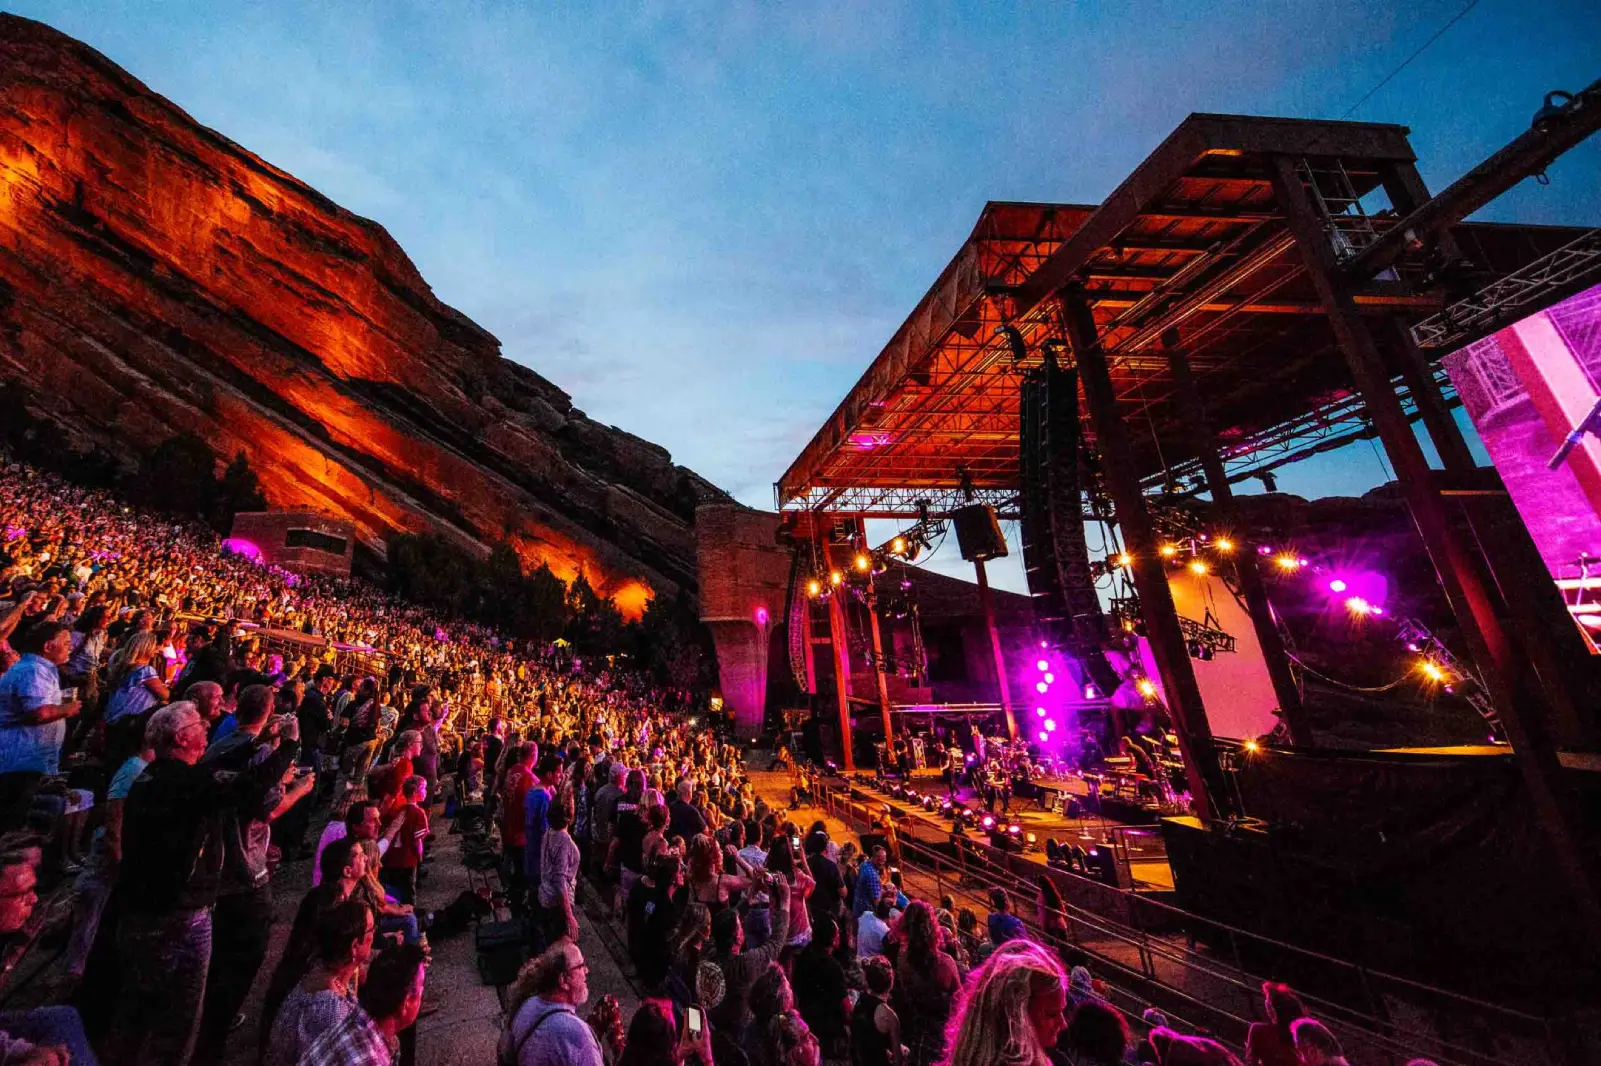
[{"left": 1410, "top": 228, "right": 1601, "bottom": 351}]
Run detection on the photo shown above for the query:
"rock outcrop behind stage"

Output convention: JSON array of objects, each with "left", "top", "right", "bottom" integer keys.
[{"left": 0, "top": 14, "right": 725, "bottom": 611}]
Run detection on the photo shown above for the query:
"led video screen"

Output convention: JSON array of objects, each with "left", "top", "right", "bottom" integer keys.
[{"left": 1442, "top": 281, "right": 1601, "bottom": 650}]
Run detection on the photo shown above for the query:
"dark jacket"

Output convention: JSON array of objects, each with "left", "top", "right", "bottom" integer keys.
[
  {"left": 119, "top": 736, "right": 297, "bottom": 913},
  {"left": 202, "top": 728, "right": 288, "bottom": 896}
]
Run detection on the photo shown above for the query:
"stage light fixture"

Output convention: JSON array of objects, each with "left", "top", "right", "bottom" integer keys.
[
  {"left": 829, "top": 570, "right": 844, "bottom": 586},
  {"left": 854, "top": 553, "right": 871, "bottom": 572},
  {"left": 1243, "top": 737, "right": 1261, "bottom": 754},
  {"left": 1008, "top": 824, "right": 1022, "bottom": 835},
  {"left": 1026, "top": 832, "right": 1038, "bottom": 845},
  {"left": 1036, "top": 681, "right": 1049, "bottom": 694},
  {"left": 1045, "top": 718, "right": 1057, "bottom": 732},
  {"left": 1345, "top": 596, "right": 1373, "bottom": 617},
  {"left": 1419, "top": 660, "right": 1448, "bottom": 683},
  {"left": 1037, "top": 660, "right": 1049, "bottom": 671},
  {"left": 1188, "top": 560, "right": 1208, "bottom": 576},
  {"left": 1274, "top": 554, "right": 1301, "bottom": 571},
  {"left": 1114, "top": 553, "right": 1133, "bottom": 568},
  {"left": 891, "top": 535, "right": 908, "bottom": 555},
  {"left": 807, "top": 579, "right": 822, "bottom": 598},
  {"left": 1136, "top": 679, "right": 1157, "bottom": 699},
  {"left": 1037, "top": 730, "right": 1049, "bottom": 742},
  {"left": 1328, "top": 578, "right": 1348, "bottom": 593},
  {"left": 1215, "top": 538, "right": 1234, "bottom": 552},
  {"left": 1083, "top": 684, "right": 1098, "bottom": 700},
  {"left": 981, "top": 815, "right": 996, "bottom": 829},
  {"left": 1035, "top": 706, "right": 1047, "bottom": 718},
  {"left": 1044, "top": 672, "right": 1055, "bottom": 684},
  {"left": 1159, "top": 544, "right": 1178, "bottom": 559}
]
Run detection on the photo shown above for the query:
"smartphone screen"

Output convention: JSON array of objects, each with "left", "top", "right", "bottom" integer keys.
[{"left": 687, "top": 1007, "right": 702, "bottom": 1034}]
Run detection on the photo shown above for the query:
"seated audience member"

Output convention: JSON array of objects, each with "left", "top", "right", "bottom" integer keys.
[
  {"left": 298, "top": 943, "right": 427, "bottom": 1066},
  {"left": 263, "top": 901, "right": 374, "bottom": 1066},
  {"left": 0, "top": 842, "right": 97, "bottom": 1064},
  {"left": 502, "top": 939, "right": 606, "bottom": 1066}
]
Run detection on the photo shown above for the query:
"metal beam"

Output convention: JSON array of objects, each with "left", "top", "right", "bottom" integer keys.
[
  {"left": 1347, "top": 77, "right": 1601, "bottom": 280},
  {"left": 1062, "top": 287, "right": 1229, "bottom": 820}
]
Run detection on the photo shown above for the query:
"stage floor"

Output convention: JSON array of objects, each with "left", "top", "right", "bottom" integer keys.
[{"left": 791, "top": 770, "right": 1177, "bottom": 892}]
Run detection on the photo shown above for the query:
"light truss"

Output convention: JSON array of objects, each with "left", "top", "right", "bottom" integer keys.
[
  {"left": 1410, "top": 228, "right": 1601, "bottom": 351},
  {"left": 1140, "top": 369, "right": 1456, "bottom": 494},
  {"left": 777, "top": 484, "right": 1020, "bottom": 520}
]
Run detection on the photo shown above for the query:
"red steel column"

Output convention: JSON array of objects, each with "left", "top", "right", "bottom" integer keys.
[
  {"left": 1062, "top": 290, "right": 1226, "bottom": 820},
  {"left": 820, "top": 534, "right": 855, "bottom": 772}
]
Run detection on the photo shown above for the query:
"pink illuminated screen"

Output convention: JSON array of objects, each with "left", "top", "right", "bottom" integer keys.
[{"left": 1442, "top": 281, "right": 1601, "bottom": 651}]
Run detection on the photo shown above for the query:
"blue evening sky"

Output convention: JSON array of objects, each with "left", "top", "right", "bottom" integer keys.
[{"left": 9, "top": 1, "right": 1599, "bottom": 591}]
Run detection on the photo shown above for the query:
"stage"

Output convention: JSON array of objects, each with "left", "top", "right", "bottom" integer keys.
[{"left": 839, "top": 768, "right": 1178, "bottom": 892}]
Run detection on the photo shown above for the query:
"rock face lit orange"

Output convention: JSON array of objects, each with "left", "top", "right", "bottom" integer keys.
[{"left": 0, "top": 14, "right": 725, "bottom": 613}]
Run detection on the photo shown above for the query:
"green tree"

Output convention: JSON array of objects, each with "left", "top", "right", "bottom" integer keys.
[
  {"left": 633, "top": 589, "right": 718, "bottom": 693},
  {"left": 126, "top": 433, "right": 220, "bottom": 519},
  {"left": 209, "top": 451, "right": 268, "bottom": 532}
]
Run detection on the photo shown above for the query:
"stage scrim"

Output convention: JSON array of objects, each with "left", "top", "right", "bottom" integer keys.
[{"left": 1443, "top": 281, "right": 1601, "bottom": 650}]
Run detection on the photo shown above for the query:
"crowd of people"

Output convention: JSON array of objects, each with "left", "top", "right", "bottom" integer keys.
[{"left": 0, "top": 459, "right": 1407, "bottom": 1066}]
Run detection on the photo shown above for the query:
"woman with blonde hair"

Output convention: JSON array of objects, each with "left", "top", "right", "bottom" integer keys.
[
  {"left": 103, "top": 632, "right": 167, "bottom": 723},
  {"left": 942, "top": 939, "right": 1067, "bottom": 1066}
]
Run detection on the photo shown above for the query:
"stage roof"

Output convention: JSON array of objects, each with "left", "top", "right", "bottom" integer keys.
[{"left": 776, "top": 113, "right": 1591, "bottom": 518}]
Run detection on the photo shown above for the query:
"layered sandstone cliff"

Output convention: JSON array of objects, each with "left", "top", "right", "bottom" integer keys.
[{"left": 0, "top": 14, "right": 725, "bottom": 612}]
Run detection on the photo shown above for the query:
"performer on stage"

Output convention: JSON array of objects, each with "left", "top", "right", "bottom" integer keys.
[{"left": 942, "top": 743, "right": 964, "bottom": 798}]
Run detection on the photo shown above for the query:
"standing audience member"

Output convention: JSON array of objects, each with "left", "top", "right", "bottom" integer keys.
[
  {"left": 986, "top": 888, "right": 1025, "bottom": 948},
  {"left": 707, "top": 877, "right": 791, "bottom": 1034},
  {"left": 0, "top": 622, "right": 80, "bottom": 831},
  {"left": 791, "top": 914, "right": 848, "bottom": 1065},
  {"left": 299, "top": 943, "right": 427, "bottom": 1066},
  {"left": 942, "top": 940, "right": 1067, "bottom": 1066},
  {"left": 1245, "top": 982, "right": 1305, "bottom": 1066},
  {"left": 539, "top": 793, "right": 582, "bottom": 945},
  {"left": 379, "top": 776, "right": 430, "bottom": 905},
  {"left": 1289, "top": 1019, "right": 1350, "bottom": 1066},
  {"left": 500, "top": 744, "right": 536, "bottom": 910},
  {"left": 1059, "top": 1001, "right": 1129, "bottom": 1066},
  {"left": 851, "top": 955, "right": 901, "bottom": 1066},
  {"left": 892, "top": 900, "right": 959, "bottom": 1066},
  {"left": 194, "top": 685, "right": 315, "bottom": 1063},
  {"left": 107, "top": 700, "right": 296, "bottom": 1066}
]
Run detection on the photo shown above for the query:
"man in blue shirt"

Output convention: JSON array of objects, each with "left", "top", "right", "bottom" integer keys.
[
  {"left": 0, "top": 623, "right": 81, "bottom": 831},
  {"left": 853, "top": 845, "right": 887, "bottom": 920}
]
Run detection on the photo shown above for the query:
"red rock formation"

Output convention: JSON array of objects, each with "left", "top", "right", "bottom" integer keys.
[{"left": 0, "top": 14, "right": 725, "bottom": 612}]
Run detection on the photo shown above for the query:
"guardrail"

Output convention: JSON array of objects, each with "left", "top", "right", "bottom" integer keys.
[{"left": 816, "top": 778, "right": 1570, "bottom": 1066}]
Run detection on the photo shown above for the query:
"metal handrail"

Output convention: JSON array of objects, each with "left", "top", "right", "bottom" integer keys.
[{"left": 816, "top": 778, "right": 1563, "bottom": 1066}]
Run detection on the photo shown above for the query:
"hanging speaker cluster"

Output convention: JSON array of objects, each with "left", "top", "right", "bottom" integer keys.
[{"left": 952, "top": 503, "right": 1008, "bottom": 563}]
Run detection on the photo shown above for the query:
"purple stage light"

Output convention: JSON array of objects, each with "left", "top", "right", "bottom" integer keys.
[
  {"left": 1327, "top": 578, "right": 1348, "bottom": 593},
  {"left": 1037, "top": 659, "right": 1049, "bottom": 671},
  {"left": 754, "top": 606, "right": 769, "bottom": 626},
  {"left": 1035, "top": 707, "right": 1047, "bottom": 717},
  {"left": 221, "top": 537, "right": 263, "bottom": 562},
  {"left": 1035, "top": 681, "right": 1048, "bottom": 694},
  {"left": 1045, "top": 718, "right": 1057, "bottom": 732},
  {"left": 1037, "top": 731, "right": 1049, "bottom": 742},
  {"left": 1044, "top": 672, "right": 1055, "bottom": 684}
]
